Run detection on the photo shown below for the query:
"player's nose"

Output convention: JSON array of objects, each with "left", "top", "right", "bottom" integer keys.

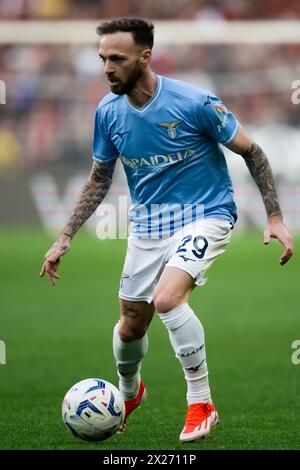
[{"left": 103, "top": 60, "right": 114, "bottom": 74}]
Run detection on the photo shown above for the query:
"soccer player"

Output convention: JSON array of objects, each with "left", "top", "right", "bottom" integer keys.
[{"left": 40, "top": 18, "right": 294, "bottom": 442}]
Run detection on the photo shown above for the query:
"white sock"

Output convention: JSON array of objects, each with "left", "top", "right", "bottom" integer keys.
[
  {"left": 113, "top": 322, "right": 148, "bottom": 400},
  {"left": 159, "top": 303, "right": 211, "bottom": 405}
]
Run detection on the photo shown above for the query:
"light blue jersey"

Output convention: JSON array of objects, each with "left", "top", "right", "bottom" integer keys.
[{"left": 93, "top": 75, "right": 239, "bottom": 238}]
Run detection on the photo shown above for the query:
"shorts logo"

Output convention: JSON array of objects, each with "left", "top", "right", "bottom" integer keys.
[
  {"left": 179, "top": 255, "right": 195, "bottom": 262},
  {"left": 120, "top": 272, "right": 129, "bottom": 289},
  {"left": 159, "top": 120, "right": 182, "bottom": 140}
]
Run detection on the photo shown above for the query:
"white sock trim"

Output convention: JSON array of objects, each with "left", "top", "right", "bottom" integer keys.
[
  {"left": 184, "top": 371, "right": 208, "bottom": 381},
  {"left": 158, "top": 303, "right": 194, "bottom": 330}
]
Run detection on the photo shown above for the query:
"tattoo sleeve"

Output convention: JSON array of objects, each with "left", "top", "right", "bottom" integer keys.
[
  {"left": 62, "top": 160, "right": 116, "bottom": 239},
  {"left": 241, "top": 143, "right": 282, "bottom": 220}
]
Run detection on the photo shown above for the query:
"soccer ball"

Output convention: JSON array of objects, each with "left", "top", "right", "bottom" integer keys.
[{"left": 62, "top": 378, "right": 125, "bottom": 441}]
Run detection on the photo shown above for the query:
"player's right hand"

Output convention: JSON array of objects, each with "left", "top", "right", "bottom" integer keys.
[{"left": 40, "top": 235, "right": 71, "bottom": 286}]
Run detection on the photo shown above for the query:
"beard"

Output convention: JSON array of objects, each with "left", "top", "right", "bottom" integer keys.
[{"left": 109, "top": 61, "right": 143, "bottom": 95}]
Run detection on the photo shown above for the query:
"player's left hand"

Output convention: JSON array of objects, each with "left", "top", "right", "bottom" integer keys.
[{"left": 264, "top": 218, "right": 294, "bottom": 265}]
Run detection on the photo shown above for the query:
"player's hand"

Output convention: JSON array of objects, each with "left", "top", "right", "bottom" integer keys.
[
  {"left": 40, "top": 235, "right": 71, "bottom": 286},
  {"left": 264, "top": 218, "right": 294, "bottom": 266}
]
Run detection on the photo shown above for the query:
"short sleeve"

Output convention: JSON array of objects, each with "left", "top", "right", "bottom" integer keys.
[
  {"left": 196, "top": 94, "right": 239, "bottom": 145},
  {"left": 92, "top": 107, "right": 119, "bottom": 163}
]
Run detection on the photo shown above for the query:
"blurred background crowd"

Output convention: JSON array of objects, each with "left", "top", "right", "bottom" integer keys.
[
  {"left": 0, "top": 0, "right": 299, "bottom": 231},
  {"left": 1, "top": 0, "right": 300, "bottom": 20}
]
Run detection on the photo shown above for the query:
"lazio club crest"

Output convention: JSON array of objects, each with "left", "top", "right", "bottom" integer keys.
[{"left": 159, "top": 120, "right": 182, "bottom": 140}]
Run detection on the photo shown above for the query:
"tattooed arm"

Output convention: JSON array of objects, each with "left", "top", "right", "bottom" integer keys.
[
  {"left": 40, "top": 160, "right": 116, "bottom": 285},
  {"left": 227, "top": 126, "right": 294, "bottom": 265},
  {"left": 62, "top": 160, "right": 115, "bottom": 239}
]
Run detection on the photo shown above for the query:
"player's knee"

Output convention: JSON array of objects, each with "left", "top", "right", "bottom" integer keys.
[
  {"left": 118, "top": 324, "right": 148, "bottom": 342},
  {"left": 153, "top": 292, "right": 178, "bottom": 314}
]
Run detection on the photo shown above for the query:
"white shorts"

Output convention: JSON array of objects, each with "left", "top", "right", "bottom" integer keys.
[{"left": 119, "top": 218, "right": 233, "bottom": 304}]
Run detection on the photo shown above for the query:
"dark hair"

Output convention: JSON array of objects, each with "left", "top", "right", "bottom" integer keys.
[{"left": 96, "top": 17, "right": 154, "bottom": 49}]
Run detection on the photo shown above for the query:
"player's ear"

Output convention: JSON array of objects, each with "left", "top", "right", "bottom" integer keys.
[{"left": 140, "top": 49, "right": 151, "bottom": 68}]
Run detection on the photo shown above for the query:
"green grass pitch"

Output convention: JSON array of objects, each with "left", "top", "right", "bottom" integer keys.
[{"left": 0, "top": 230, "right": 299, "bottom": 450}]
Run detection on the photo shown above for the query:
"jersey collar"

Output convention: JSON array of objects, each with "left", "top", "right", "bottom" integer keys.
[{"left": 125, "top": 75, "right": 162, "bottom": 113}]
